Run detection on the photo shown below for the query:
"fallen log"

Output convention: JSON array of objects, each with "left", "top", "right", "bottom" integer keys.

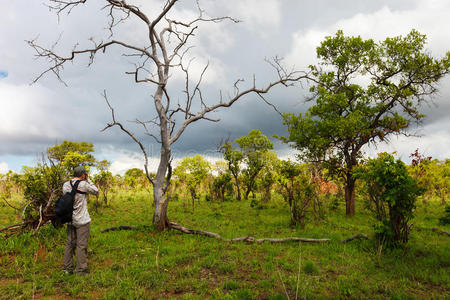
[
  {"left": 415, "top": 226, "right": 450, "bottom": 237},
  {"left": 429, "top": 228, "right": 450, "bottom": 237},
  {"left": 100, "top": 222, "right": 373, "bottom": 245},
  {"left": 101, "top": 225, "right": 137, "bottom": 233},
  {"left": 341, "top": 233, "right": 369, "bottom": 243},
  {"left": 169, "top": 222, "right": 331, "bottom": 243},
  {"left": 0, "top": 221, "right": 31, "bottom": 233},
  {"left": 230, "top": 236, "right": 331, "bottom": 243}
]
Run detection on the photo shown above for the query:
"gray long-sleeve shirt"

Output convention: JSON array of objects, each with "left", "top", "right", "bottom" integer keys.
[{"left": 62, "top": 179, "right": 98, "bottom": 227}]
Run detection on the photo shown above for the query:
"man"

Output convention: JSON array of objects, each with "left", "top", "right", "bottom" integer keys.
[{"left": 62, "top": 166, "right": 98, "bottom": 275}]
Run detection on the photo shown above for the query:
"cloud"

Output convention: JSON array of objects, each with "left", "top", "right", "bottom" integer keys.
[
  {"left": 201, "top": 0, "right": 282, "bottom": 38},
  {"left": 287, "top": 2, "right": 450, "bottom": 67},
  {"left": 109, "top": 153, "right": 146, "bottom": 175},
  {"left": 364, "top": 120, "right": 450, "bottom": 161},
  {"left": 0, "top": 162, "right": 8, "bottom": 174}
]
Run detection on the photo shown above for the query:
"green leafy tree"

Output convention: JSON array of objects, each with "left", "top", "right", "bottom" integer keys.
[
  {"left": 355, "top": 153, "right": 423, "bottom": 247},
  {"left": 439, "top": 205, "right": 450, "bottom": 225},
  {"left": 213, "top": 172, "right": 233, "bottom": 202},
  {"left": 174, "top": 155, "right": 210, "bottom": 211},
  {"left": 408, "top": 149, "right": 433, "bottom": 202},
  {"left": 1, "top": 141, "right": 99, "bottom": 232},
  {"left": 48, "top": 141, "right": 96, "bottom": 172},
  {"left": 221, "top": 142, "right": 244, "bottom": 201},
  {"left": 236, "top": 130, "right": 273, "bottom": 200},
  {"left": 276, "top": 160, "right": 300, "bottom": 223},
  {"left": 20, "top": 160, "right": 66, "bottom": 226},
  {"left": 92, "top": 160, "right": 113, "bottom": 207},
  {"left": 258, "top": 151, "right": 278, "bottom": 203},
  {"left": 431, "top": 159, "right": 450, "bottom": 205},
  {"left": 124, "top": 168, "right": 145, "bottom": 189},
  {"left": 411, "top": 157, "right": 449, "bottom": 205},
  {"left": 275, "top": 160, "right": 316, "bottom": 228},
  {"left": 283, "top": 30, "right": 450, "bottom": 216}
]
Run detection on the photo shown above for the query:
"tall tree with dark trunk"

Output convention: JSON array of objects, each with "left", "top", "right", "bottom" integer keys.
[
  {"left": 29, "top": 0, "right": 308, "bottom": 230},
  {"left": 282, "top": 30, "right": 450, "bottom": 216}
]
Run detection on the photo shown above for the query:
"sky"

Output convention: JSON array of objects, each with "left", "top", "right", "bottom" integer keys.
[{"left": 0, "top": 0, "right": 449, "bottom": 175}]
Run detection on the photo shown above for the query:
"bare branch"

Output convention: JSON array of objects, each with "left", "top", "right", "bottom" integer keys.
[
  {"left": 101, "top": 90, "right": 154, "bottom": 185},
  {"left": 133, "top": 118, "right": 162, "bottom": 144},
  {"left": 28, "top": 38, "right": 156, "bottom": 84},
  {"left": 170, "top": 63, "right": 311, "bottom": 145},
  {"left": 1, "top": 197, "right": 21, "bottom": 211},
  {"left": 46, "top": 0, "right": 87, "bottom": 16},
  {"left": 257, "top": 93, "right": 283, "bottom": 117}
]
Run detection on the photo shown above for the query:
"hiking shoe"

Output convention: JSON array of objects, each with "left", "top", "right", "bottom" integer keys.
[{"left": 62, "top": 269, "right": 73, "bottom": 275}]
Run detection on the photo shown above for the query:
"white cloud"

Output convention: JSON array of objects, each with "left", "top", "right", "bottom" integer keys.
[
  {"left": 109, "top": 152, "right": 145, "bottom": 175},
  {"left": 0, "top": 82, "right": 65, "bottom": 139},
  {"left": 364, "top": 125, "right": 450, "bottom": 162},
  {"left": 287, "top": 1, "right": 450, "bottom": 68},
  {"left": 215, "top": 0, "right": 282, "bottom": 37},
  {"left": 0, "top": 162, "right": 8, "bottom": 174}
]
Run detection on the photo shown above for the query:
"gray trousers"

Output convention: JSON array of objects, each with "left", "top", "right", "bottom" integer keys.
[{"left": 63, "top": 222, "right": 90, "bottom": 273}]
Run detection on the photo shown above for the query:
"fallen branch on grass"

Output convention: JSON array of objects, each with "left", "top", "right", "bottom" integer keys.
[
  {"left": 101, "top": 222, "right": 373, "bottom": 244},
  {"left": 0, "top": 221, "right": 32, "bottom": 233},
  {"left": 341, "top": 233, "right": 369, "bottom": 243},
  {"left": 101, "top": 225, "right": 137, "bottom": 233},
  {"left": 0, "top": 213, "right": 56, "bottom": 238},
  {"left": 169, "top": 222, "right": 331, "bottom": 243},
  {"left": 415, "top": 226, "right": 450, "bottom": 237},
  {"left": 430, "top": 228, "right": 450, "bottom": 237}
]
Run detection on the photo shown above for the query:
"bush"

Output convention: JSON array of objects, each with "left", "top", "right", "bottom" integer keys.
[
  {"left": 354, "top": 153, "right": 423, "bottom": 248},
  {"left": 223, "top": 280, "right": 240, "bottom": 290},
  {"left": 439, "top": 205, "right": 450, "bottom": 225},
  {"left": 302, "top": 260, "right": 318, "bottom": 275}
]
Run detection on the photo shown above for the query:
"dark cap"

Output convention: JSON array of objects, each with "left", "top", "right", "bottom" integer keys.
[{"left": 73, "top": 166, "right": 87, "bottom": 177}]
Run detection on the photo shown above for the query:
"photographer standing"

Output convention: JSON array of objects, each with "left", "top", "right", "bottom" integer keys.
[{"left": 62, "top": 166, "right": 98, "bottom": 275}]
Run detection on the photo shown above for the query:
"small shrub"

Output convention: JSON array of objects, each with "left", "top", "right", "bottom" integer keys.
[
  {"left": 172, "top": 193, "right": 180, "bottom": 202},
  {"left": 233, "top": 289, "right": 252, "bottom": 300},
  {"left": 355, "top": 153, "right": 424, "bottom": 248},
  {"left": 302, "top": 260, "right": 318, "bottom": 275},
  {"left": 327, "top": 194, "right": 340, "bottom": 211},
  {"left": 439, "top": 205, "right": 450, "bottom": 225},
  {"left": 223, "top": 280, "right": 240, "bottom": 290}
]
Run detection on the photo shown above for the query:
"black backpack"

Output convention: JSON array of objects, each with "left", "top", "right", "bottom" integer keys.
[{"left": 54, "top": 180, "right": 86, "bottom": 224}]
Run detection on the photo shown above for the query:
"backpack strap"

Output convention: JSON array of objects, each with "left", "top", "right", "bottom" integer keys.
[{"left": 70, "top": 180, "right": 87, "bottom": 195}]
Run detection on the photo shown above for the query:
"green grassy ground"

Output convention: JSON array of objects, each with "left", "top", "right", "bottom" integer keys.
[{"left": 1, "top": 190, "right": 449, "bottom": 299}]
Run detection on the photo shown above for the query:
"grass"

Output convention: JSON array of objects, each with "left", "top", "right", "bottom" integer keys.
[{"left": 0, "top": 189, "right": 449, "bottom": 299}]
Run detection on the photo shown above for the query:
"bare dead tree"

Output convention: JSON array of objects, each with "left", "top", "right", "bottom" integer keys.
[{"left": 29, "top": 0, "right": 310, "bottom": 231}]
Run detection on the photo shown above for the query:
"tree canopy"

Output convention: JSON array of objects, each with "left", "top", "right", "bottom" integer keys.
[
  {"left": 47, "top": 141, "right": 96, "bottom": 173},
  {"left": 236, "top": 130, "right": 273, "bottom": 200},
  {"left": 282, "top": 30, "right": 450, "bottom": 215}
]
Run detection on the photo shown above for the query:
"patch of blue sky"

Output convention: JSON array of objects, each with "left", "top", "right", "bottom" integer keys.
[
  {"left": 0, "top": 70, "right": 8, "bottom": 78},
  {"left": 0, "top": 155, "right": 36, "bottom": 173}
]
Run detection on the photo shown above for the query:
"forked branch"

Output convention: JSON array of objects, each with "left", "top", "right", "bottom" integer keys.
[{"left": 101, "top": 91, "right": 154, "bottom": 185}]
